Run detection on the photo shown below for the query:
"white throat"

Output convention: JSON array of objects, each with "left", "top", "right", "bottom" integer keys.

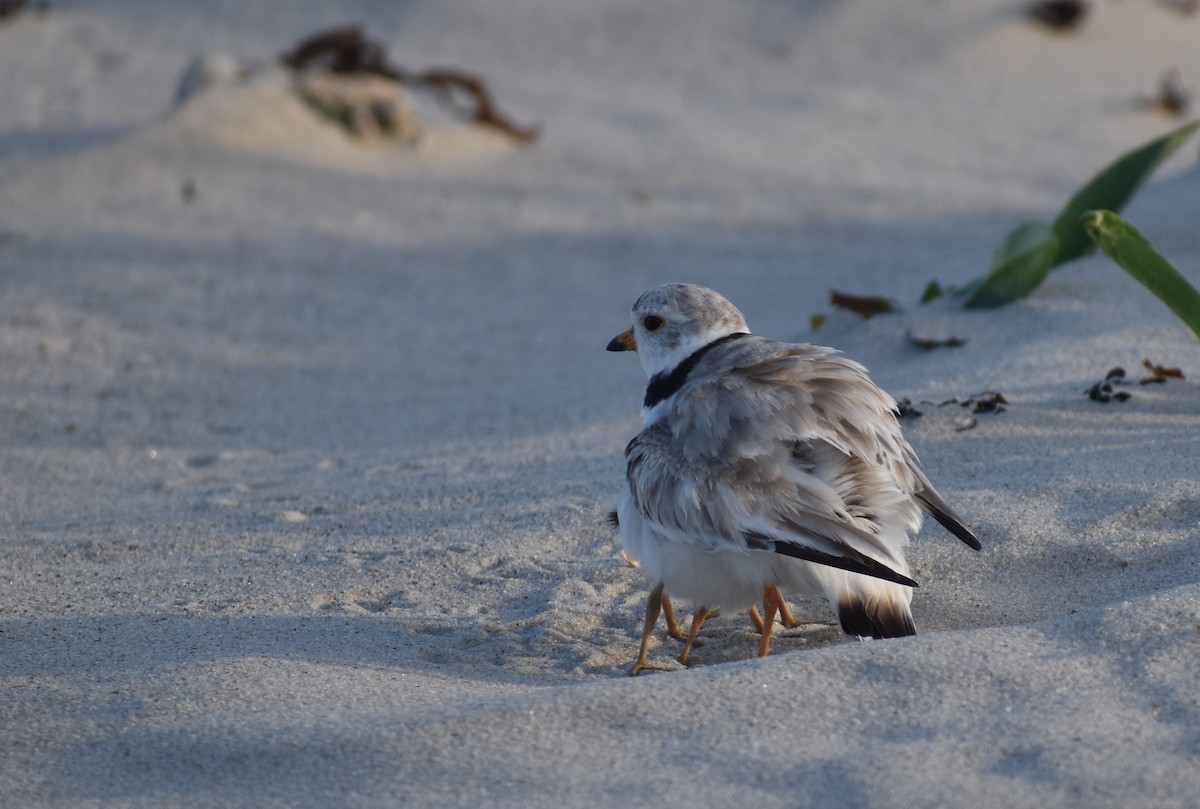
[{"left": 639, "top": 326, "right": 735, "bottom": 379}]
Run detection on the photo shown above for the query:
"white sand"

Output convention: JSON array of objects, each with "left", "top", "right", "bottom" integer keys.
[{"left": 2, "top": 1, "right": 1199, "bottom": 806}]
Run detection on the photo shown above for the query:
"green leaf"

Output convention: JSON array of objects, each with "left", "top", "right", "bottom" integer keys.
[
  {"left": 920, "top": 280, "right": 944, "bottom": 304},
  {"left": 1052, "top": 119, "right": 1200, "bottom": 266},
  {"left": 1082, "top": 210, "right": 1200, "bottom": 340},
  {"left": 964, "top": 220, "right": 1059, "bottom": 308}
]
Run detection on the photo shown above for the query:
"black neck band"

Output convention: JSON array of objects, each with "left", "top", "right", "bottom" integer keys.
[{"left": 643, "top": 333, "right": 749, "bottom": 409}]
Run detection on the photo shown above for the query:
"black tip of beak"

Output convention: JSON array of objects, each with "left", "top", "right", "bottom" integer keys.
[{"left": 606, "top": 337, "right": 626, "bottom": 352}]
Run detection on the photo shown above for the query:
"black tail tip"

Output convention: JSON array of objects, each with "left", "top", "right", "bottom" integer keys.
[{"left": 837, "top": 597, "right": 916, "bottom": 639}]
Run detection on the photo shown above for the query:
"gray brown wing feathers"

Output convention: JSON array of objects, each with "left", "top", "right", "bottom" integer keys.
[{"left": 625, "top": 337, "right": 978, "bottom": 581}]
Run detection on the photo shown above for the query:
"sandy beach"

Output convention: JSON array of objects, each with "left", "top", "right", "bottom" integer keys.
[{"left": 2, "top": 1, "right": 1199, "bottom": 806}]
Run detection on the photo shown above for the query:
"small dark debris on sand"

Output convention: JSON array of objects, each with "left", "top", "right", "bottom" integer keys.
[
  {"left": 896, "top": 397, "right": 924, "bottom": 419},
  {"left": 940, "top": 391, "right": 1008, "bottom": 414},
  {"left": 1137, "top": 69, "right": 1191, "bottom": 117},
  {"left": 1087, "top": 361, "right": 1184, "bottom": 402},
  {"left": 907, "top": 330, "right": 967, "bottom": 351},
  {"left": 897, "top": 392, "right": 1006, "bottom": 427},
  {"left": 1087, "top": 368, "right": 1133, "bottom": 403},
  {"left": 1027, "top": 0, "right": 1089, "bottom": 30}
]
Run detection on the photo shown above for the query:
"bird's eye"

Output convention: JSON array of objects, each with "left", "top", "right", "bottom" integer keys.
[{"left": 642, "top": 315, "right": 664, "bottom": 332}]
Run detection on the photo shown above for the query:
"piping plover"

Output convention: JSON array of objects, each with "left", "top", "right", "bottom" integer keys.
[{"left": 608, "top": 284, "right": 980, "bottom": 674}]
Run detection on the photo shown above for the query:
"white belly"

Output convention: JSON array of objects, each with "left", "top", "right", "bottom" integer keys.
[
  {"left": 618, "top": 488, "right": 771, "bottom": 610},
  {"left": 653, "top": 541, "right": 772, "bottom": 610}
]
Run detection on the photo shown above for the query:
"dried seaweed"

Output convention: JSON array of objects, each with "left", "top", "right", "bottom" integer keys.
[
  {"left": 829, "top": 290, "right": 900, "bottom": 319},
  {"left": 281, "top": 25, "right": 539, "bottom": 143},
  {"left": 1027, "top": 0, "right": 1089, "bottom": 30},
  {"left": 282, "top": 25, "right": 393, "bottom": 76},
  {"left": 414, "top": 69, "right": 540, "bottom": 143}
]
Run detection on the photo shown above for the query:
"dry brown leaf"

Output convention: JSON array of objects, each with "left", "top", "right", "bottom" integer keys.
[
  {"left": 829, "top": 290, "right": 900, "bottom": 319},
  {"left": 1141, "top": 358, "right": 1185, "bottom": 383}
]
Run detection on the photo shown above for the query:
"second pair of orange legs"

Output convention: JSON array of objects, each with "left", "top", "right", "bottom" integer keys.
[{"left": 629, "top": 584, "right": 801, "bottom": 676}]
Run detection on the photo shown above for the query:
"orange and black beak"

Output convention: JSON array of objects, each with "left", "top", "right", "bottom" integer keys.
[{"left": 606, "top": 328, "right": 637, "bottom": 352}]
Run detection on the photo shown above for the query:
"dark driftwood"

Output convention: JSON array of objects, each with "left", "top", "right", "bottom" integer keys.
[{"left": 281, "top": 25, "right": 539, "bottom": 143}]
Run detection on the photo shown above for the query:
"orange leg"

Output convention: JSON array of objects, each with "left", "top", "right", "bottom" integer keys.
[
  {"left": 679, "top": 607, "right": 713, "bottom": 666},
  {"left": 748, "top": 604, "right": 765, "bottom": 634},
  {"left": 758, "top": 587, "right": 787, "bottom": 657},
  {"left": 661, "top": 594, "right": 688, "bottom": 642},
  {"left": 767, "top": 585, "right": 802, "bottom": 629},
  {"left": 630, "top": 583, "right": 666, "bottom": 677}
]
